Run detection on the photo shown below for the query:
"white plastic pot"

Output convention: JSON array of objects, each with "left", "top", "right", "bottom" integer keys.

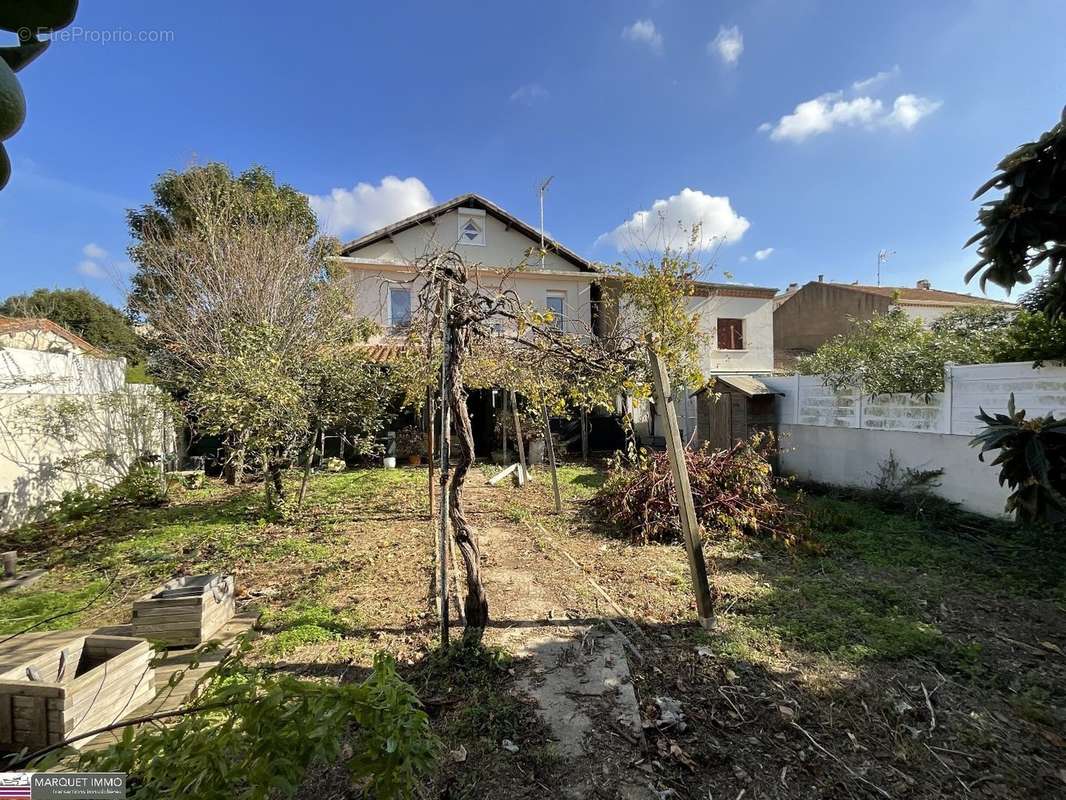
[{"left": 382, "top": 456, "right": 397, "bottom": 469}]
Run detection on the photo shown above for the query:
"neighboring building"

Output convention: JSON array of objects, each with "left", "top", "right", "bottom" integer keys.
[
  {"left": 0, "top": 318, "right": 169, "bottom": 529},
  {"left": 0, "top": 316, "right": 105, "bottom": 357},
  {"left": 773, "top": 278, "right": 1016, "bottom": 370},
  {"left": 334, "top": 193, "right": 600, "bottom": 340}
]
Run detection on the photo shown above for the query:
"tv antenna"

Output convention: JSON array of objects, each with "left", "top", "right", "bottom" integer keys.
[
  {"left": 877, "top": 249, "right": 895, "bottom": 286},
  {"left": 537, "top": 176, "right": 554, "bottom": 268}
]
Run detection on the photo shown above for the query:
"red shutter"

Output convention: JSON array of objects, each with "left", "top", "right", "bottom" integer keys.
[{"left": 717, "top": 318, "right": 743, "bottom": 350}]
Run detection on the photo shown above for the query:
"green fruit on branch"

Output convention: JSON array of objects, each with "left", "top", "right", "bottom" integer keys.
[
  {"left": 0, "top": 0, "right": 79, "bottom": 34},
  {"left": 0, "top": 57, "right": 25, "bottom": 140},
  {"left": 0, "top": 142, "right": 9, "bottom": 190}
]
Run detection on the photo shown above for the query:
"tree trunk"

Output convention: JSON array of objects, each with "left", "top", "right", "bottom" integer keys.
[
  {"left": 297, "top": 427, "right": 319, "bottom": 510},
  {"left": 224, "top": 431, "right": 247, "bottom": 486},
  {"left": 445, "top": 322, "right": 489, "bottom": 641}
]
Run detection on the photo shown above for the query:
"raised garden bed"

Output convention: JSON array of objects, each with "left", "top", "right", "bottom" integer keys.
[
  {"left": 132, "top": 574, "right": 236, "bottom": 647},
  {"left": 0, "top": 634, "right": 155, "bottom": 750}
]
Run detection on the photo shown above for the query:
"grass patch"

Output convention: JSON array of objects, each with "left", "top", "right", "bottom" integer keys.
[{"left": 0, "top": 579, "right": 107, "bottom": 634}]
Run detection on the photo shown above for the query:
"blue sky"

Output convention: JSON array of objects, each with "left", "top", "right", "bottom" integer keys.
[{"left": 2, "top": 0, "right": 1065, "bottom": 306}]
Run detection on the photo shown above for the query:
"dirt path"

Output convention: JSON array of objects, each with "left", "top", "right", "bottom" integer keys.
[{"left": 465, "top": 484, "right": 654, "bottom": 798}]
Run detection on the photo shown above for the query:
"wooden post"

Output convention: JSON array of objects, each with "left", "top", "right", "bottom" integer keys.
[
  {"left": 580, "top": 408, "right": 589, "bottom": 463},
  {"left": 1, "top": 551, "right": 15, "bottom": 578},
  {"left": 426, "top": 387, "right": 435, "bottom": 519},
  {"left": 438, "top": 289, "right": 452, "bottom": 645},
  {"left": 543, "top": 405, "right": 562, "bottom": 514},
  {"left": 510, "top": 391, "right": 528, "bottom": 486},
  {"left": 501, "top": 391, "right": 509, "bottom": 463},
  {"left": 647, "top": 345, "right": 715, "bottom": 629},
  {"left": 319, "top": 429, "right": 326, "bottom": 464}
]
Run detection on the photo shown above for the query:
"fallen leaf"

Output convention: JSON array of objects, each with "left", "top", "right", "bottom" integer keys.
[
  {"left": 501, "top": 739, "right": 519, "bottom": 754},
  {"left": 1039, "top": 640, "right": 1064, "bottom": 655},
  {"left": 449, "top": 745, "right": 467, "bottom": 763}
]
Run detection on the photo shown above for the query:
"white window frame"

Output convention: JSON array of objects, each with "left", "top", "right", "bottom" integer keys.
[
  {"left": 546, "top": 290, "right": 568, "bottom": 331},
  {"left": 457, "top": 207, "right": 487, "bottom": 247},
  {"left": 389, "top": 286, "right": 412, "bottom": 329}
]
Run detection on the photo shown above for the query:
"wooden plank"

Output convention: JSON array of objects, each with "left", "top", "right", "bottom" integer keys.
[
  {"left": 647, "top": 346, "right": 715, "bottom": 629},
  {"left": 510, "top": 391, "right": 528, "bottom": 486},
  {"left": 0, "top": 695, "right": 12, "bottom": 744},
  {"left": 487, "top": 463, "right": 518, "bottom": 485}
]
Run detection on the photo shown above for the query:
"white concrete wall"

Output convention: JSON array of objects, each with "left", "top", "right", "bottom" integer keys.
[
  {"left": 777, "top": 423, "right": 1010, "bottom": 517},
  {"left": 0, "top": 348, "right": 170, "bottom": 529},
  {"left": 899, "top": 304, "right": 959, "bottom": 326},
  {"left": 689, "top": 294, "right": 775, "bottom": 374},
  {"left": 765, "top": 362, "right": 1066, "bottom": 517}
]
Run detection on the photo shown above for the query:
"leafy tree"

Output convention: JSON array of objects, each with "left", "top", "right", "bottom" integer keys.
[
  {"left": 128, "top": 165, "right": 382, "bottom": 494},
  {"left": 0, "top": 287, "right": 143, "bottom": 361},
  {"left": 993, "top": 309, "right": 1066, "bottom": 366},
  {"left": 127, "top": 163, "right": 322, "bottom": 323},
  {"left": 965, "top": 107, "right": 1066, "bottom": 318},
  {"left": 798, "top": 309, "right": 964, "bottom": 394},
  {"left": 930, "top": 304, "right": 1016, "bottom": 363}
]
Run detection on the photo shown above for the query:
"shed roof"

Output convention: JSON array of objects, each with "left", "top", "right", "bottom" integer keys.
[{"left": 695, "top": 374, "right": 779, "bottom": 397}]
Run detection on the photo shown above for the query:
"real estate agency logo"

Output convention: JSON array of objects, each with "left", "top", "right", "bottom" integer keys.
[{"left": 0, "top": 773, "right": 29, "bottom": 800}]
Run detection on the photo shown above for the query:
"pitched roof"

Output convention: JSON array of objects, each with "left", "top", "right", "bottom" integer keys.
[
  {"left": 0, "top": 316, "right": 106, "bottom": 357},
  {"left": 825, "top": 282, "right": 1014, "bottom": 306},
  {"left": 356, "top": 342, "right": 409, "bottom": 364},
  {"left": 339, "top": 193, "right": 595, "bottom": 272}
]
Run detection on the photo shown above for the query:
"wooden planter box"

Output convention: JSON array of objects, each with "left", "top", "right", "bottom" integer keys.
[
  {"left": 0, "top": 634, "right": 155, "bottom": 750},
  {"left": 132, "top": 574, "right": 235, "bottom": 647}
]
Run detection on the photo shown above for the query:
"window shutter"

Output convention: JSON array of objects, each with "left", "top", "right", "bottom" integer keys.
[{"left": 717, "top": 318, "right": 743, "bottom": 350}]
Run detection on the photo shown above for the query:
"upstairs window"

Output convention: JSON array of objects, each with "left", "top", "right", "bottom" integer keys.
[
  {"left": 457, "top": 208, "right": 486, "bottom": 246},
  {"left": 546, "top": 291, "right": 567, "bottom": 330},
  {"left": 717, "top": 317, "right": 744, "bottom": 350},
  {"left": 389, "top": 286, "right": 412, "bottom": 329}
]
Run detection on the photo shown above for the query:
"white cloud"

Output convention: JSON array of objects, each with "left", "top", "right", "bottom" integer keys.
[
  {"left": 510, "top": 83, "right": 549, "bottom": 105},
  {"left": 709, "top": 25, "right": 743, "bottom": 66},
  {"left": 82, "top": 242, "right": 107, "bottom": 260},
  {"left": 307, "top": 176, "right": 435, "bottom": 238},
  {"left": 761, "top": 83, "right": 940, "bottom": 142},
  {"left": 622, "top": 19, "right": 663, "bottom": 53},
  {"left": 597, "top": 188, "right": 750, "bottom": 251},
  {"left": 852, "top": 65, "right": 900, "bottom": 92},
  {"left": 76, "top": 243, "right": 109, "bottom": 279},
  {"left": 764, "top": 93, "right": 884, "bottom": 142},
  {"left": 886, "top": 94, "right": 942, "bottom": 130},
  {"left": 754, "top": 247, "right": 774, "bottom": 261},
  {"left": 77, "top": 259, "right": 106, "bottom": 279}
]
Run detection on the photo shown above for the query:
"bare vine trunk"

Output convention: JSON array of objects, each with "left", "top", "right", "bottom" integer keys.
[{"left": 445, "top": 323, "right": 489, "bottom": 641}]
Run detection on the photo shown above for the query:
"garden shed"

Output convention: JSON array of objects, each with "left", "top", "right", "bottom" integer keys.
[{"left": 694, "top": 375, "right": 779, "bottom": 451}]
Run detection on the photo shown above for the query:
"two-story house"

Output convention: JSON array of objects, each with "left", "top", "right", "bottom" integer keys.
[
  {"left": 334, "top": 193, "right": 600, "bottom": 341},
  {"left": 332, "top": 192, "right": 777, "bottom": 452}
]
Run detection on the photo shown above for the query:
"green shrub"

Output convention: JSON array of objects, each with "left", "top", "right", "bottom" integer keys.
[
  {"left": 972, "top": 393, "right": 1066, "bottom": 522},
  {"left": 66, "top": 646, "right": 436, "bottom": 800}
]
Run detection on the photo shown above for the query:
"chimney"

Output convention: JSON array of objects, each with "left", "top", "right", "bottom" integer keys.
[
  {"left": 787, "top": 282, "right": 798, "bottom": 290},
  {"left": 916, "top": 279, "right": 931, "bottom": 290},
  {"left": 817, "top": 274, "right": 824, "bottom": 282}
]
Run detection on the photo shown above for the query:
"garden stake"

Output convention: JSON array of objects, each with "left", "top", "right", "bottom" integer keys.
[{"left": 647, "top": 344, "right": 715, "bottom": 630}]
